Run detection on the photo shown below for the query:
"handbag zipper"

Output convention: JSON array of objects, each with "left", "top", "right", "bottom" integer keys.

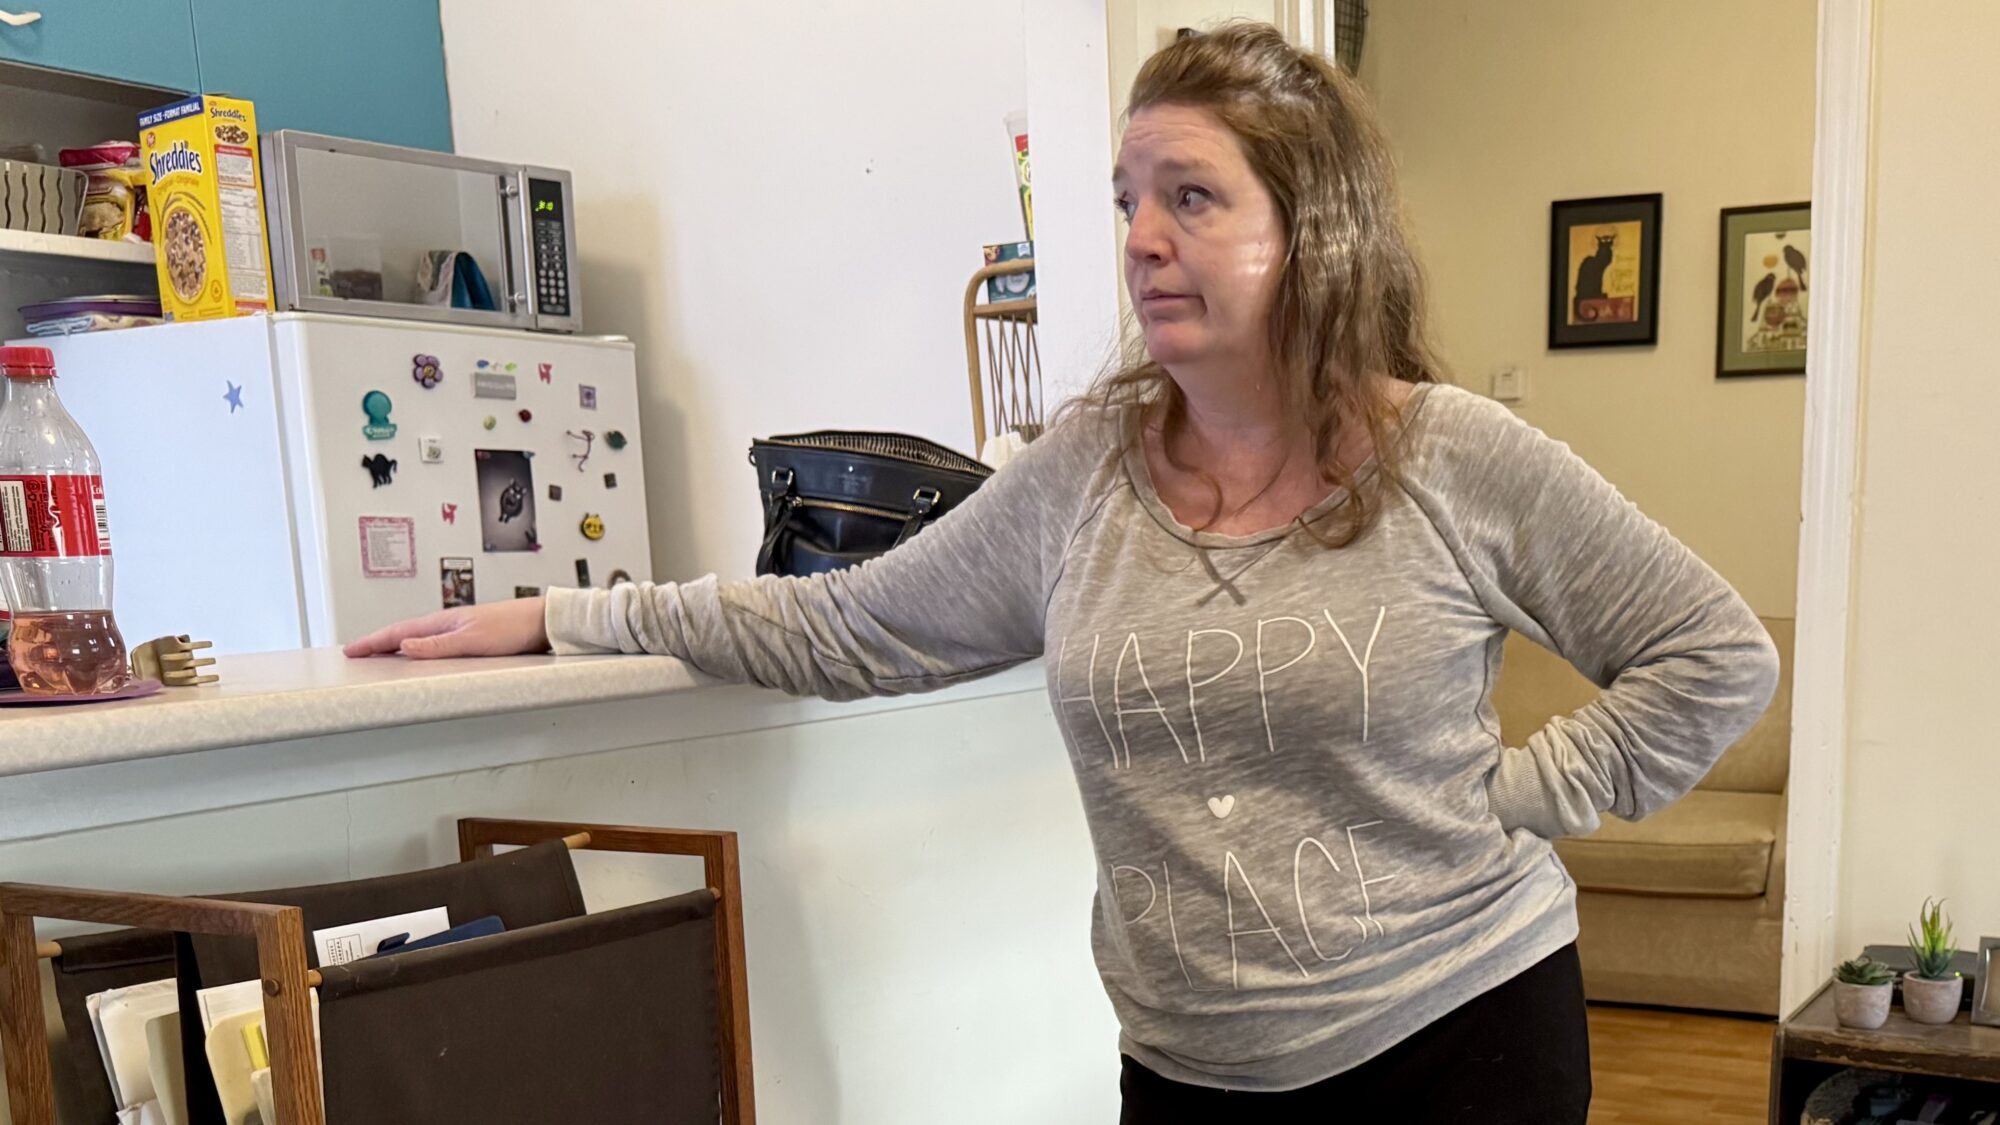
[
  {"left": 756, "top": 436, "right": 989, "bottom": 476},
  {"left": 785, "top": 496, "right": 910, "bottom": 520}
]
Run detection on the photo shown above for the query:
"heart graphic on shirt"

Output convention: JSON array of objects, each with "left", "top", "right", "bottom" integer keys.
[{"left": 1207, "top": 795, "right": 1236, "bottom": 819}]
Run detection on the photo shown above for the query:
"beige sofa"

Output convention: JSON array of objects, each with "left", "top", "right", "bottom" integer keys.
[{"left": 1491, "top": 617, "right": 1791, "bottom": 1015}]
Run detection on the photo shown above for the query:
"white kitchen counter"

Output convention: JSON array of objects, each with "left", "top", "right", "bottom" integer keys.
[
  {"left": 0, "top": 647, "right": 1050, "bottom": 840},
  {"left": 0, "top": 649, "right": 706, "bottom": 776},
  {"left": 0, "top": 647, "right": 742, "bottom": 776}
]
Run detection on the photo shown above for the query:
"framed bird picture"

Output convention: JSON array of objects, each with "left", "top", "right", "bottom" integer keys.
[
  {"left": 1548, "top": 193, "right": 1663, "bottom": 349},
  {"left": 1717, "top": 202, "right": 1810, "bottom": 377}
]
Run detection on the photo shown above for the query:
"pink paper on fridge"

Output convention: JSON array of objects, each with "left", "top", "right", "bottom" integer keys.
[{"left": 358, "top": 515, "right": 417, "bottom": 578}]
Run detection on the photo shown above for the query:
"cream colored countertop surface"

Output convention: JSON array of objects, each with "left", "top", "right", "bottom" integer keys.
[
  {"left": 0, "top": 648, "right": 1050, "bottom": 785},
  {"left": 0, "top": 648, "right": 707, "bottom": 777}
]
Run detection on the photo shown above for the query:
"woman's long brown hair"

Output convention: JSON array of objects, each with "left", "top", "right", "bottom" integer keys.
[{"left": 1077, "top": 21, "right": 1446, "bottom": 546}]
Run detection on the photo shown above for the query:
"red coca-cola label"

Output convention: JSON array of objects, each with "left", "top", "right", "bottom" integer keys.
[{"left": 0, "top": 474, "right": 111, "bottom": 558}]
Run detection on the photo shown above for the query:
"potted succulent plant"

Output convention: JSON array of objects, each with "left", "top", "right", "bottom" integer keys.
[
  {"left": 1835, "top": 956, "right": 1895, "bottom": 1029},
  {"left": 1903, "top": 898, "right": 1964, "bottom": 1024}
]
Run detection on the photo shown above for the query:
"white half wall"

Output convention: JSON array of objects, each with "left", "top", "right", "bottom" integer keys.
[{"left": 0, "top": 688, "right": 1121, "bottom": 1124}]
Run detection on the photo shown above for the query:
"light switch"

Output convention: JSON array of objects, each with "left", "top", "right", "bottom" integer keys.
[
  {"left": 1491, "top": 366, "right": 1525, "bottom": 403},
  {"left": 419, "top": 435, "right": 443, "bottom": 463}
]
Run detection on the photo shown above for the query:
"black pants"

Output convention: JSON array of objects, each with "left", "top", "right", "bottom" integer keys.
[{"left": 1120, "top": 943, "right": 1591, "bottom": 1124}]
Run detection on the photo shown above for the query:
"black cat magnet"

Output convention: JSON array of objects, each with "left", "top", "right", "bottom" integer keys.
[{"left": 362, "top": 453, "right": 397, "bottom": 487}]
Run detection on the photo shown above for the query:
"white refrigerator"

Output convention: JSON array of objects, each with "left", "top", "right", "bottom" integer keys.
[{"left": 14, "top": 313, "right": 652, "bottom": 655}]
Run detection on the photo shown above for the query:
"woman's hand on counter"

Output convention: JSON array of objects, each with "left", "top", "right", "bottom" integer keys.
[{"left": 342, "top": 597, "right": 551, "bottom": 659}]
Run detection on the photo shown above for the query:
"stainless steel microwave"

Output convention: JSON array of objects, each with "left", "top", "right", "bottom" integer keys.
[{"left": 261, "top": 131, "right": 581, "bottom": 333}]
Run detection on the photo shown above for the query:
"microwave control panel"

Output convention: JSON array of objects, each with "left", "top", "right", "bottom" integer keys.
[{"left": 528, "top": 177, "right": 571, "bottom": 318}]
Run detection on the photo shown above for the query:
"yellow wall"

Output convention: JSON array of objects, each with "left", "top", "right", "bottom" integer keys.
[
  {"left": 1837, "top": 0, "right": 2000, "bottom": 953},
  {"left": 1363, "top": 0, "right": 1814, "bottom": 618}
]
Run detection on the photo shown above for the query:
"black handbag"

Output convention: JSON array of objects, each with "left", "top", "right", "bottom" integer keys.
[{"left": 749, "top": 431, "right": 992, "bottom": 577}]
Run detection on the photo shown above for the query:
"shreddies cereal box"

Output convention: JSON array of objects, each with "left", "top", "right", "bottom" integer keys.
[{"left": 138, "top": 95, "right": 273, "bottom": 322}]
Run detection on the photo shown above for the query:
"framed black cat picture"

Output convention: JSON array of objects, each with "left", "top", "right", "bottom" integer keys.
[{"left": 1547, "top": 193, "right": 1663, "bottom": 349}]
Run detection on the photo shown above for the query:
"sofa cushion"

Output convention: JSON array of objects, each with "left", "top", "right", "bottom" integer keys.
[{"left": 1553, "top": 790, "right": 1779, "bottom": 898}]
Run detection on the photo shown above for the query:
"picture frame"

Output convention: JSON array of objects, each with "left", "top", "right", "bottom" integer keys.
[
  {"left": 1717, "top": 202, "right": 1810, "bottom": 377},
  {"left": 1548, "top": 193, "right": 1662, "bottom": 349},
  {"left": 1973, "top": 937, "right": 2000, "bottom": 1027}
]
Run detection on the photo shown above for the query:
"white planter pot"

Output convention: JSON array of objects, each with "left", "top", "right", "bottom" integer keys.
[
  {"left": 1834, "top": 981, "right": 1893, "bottom": 1029},
  {"left": 1902, "top": 973, "right": 1965, "bottom": 1024}
]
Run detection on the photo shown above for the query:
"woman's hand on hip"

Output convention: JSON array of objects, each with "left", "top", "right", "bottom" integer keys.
[{"left": 342, "top": 597, "right": 551, "bottom": 659}]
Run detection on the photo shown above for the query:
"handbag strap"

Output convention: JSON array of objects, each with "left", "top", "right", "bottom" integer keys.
[
  {"left": 756, "top": 468, "right": 797, "bottom": 576},
  {"left": 889, "top": 488, "right": 941, "bottom": 549}
]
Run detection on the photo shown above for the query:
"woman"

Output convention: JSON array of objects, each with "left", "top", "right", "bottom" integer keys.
[{"left": 348, "top": 23, "right": 1779, "bottom": 1122}]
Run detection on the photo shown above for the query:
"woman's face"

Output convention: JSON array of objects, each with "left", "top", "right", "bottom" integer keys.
[{"left": 1114, "top": 104, "right": 1286, "bottom": 377}]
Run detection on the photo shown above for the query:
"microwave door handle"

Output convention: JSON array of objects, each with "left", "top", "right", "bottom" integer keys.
[{"left": 501, "top": 175, "right": 533, "bottom": 322}]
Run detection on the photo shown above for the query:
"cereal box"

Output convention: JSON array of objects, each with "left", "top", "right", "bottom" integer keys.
[
  {"left": 982, "top": 240, "right": 1035, "bottom": 303},
  {"left": 137, "top": 95, "right": 273, "bottom": 322}
]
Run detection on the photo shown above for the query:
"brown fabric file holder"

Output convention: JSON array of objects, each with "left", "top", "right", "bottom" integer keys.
[
  {"left": 180, "top": 838, "right": 590, "bottom": 1125},
  {"left": 37, "top": 838, "right": 588, "bottom": 1125},
  {"left": 0, "top": 818, "right": 756, "bottom": 1125},
  {"left": 190, "top": 836, "right": 589, "bottom": 984},
  {"left": 318, "top": 890, "right": 720, "bottom": 1123}
]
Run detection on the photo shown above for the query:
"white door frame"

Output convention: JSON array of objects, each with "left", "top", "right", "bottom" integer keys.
[{"left": 1781, "top": 0, "right": 1873, "bottom": 1016}]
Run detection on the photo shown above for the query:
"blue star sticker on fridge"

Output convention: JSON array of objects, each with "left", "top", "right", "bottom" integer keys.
[{"left": 10, "top": 314, "right": 652, "bottom": 655}]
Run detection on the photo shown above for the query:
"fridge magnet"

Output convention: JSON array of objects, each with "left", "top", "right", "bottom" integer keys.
[
  {"left": 579, "top": 385, "right": 597, "bottom": 409},
  {"left": 574, "top": 558, "right": 591, "bottom": 587},
  {"left": 482, "top": 415, "right": 497, "bottom": 430},
  {"left": 514, "top": 585, "right": 541, "bottom": 599},
  {"left": 1717, "top": 202, "right": 1810, "bottom": 377},
  {"left": 605, "top": 430, "right": 628, "bottom": 450},
  {"left": 566, "top": 429, "right": 595, "bottom": 471},
  {"left": 517, "top": 408, "right": 533, "bottom": 423},
  {"left": 603, "top": 472, "right": 618, "bottom": 489},
  {"left": 475, "top": 449, "right": 539, "bottom": 552},
  {"left": 579, "top": 513, "right": 606, "bottom": 541},
  {"left": 223, "top": 381, "right": 244, "bottom": 414},
  {"left": 362, "top": 453, "right": 398, "bottom": 488},
  {"left": 419, "top": 435, "right": 443, "bottom": 463},
  {"left": 475, "top": 359, "right": 519, "bottom": 373},
  {"left": 539, "top": 363, "right": 554, "bottom": 384},
  {"left": 361, "top": 390, "right": 398, "bottom": 440},
  {"left": 412, "top": 354, "right": 443, "bottom": 389},
  {"left": 441, "top": 502, "right": 457, "bottom": 525},
  {"left": 441, "top": 557, "right": 475, "bottom": 608},
  {"left": 358, "top": 516, "right": 417, "bottom": 579},
  {"left": 608, "top": 568, "right": 632, "bottom": 586},
  {"left": 548, "top": 484, "right": 563, "bottom": 502},
  {"left": 473, "top": 371, "right": 517, "bottom": 400},
  {"left": 1548, "top": 193, "right": 1662, "bottom": 349}
]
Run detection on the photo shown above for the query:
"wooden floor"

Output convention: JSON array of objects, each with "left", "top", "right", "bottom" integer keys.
[{"left": 1588, "top": 1004, "right": 1774, "bottom": 1124}]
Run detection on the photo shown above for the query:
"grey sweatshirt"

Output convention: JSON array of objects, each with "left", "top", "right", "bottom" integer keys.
[{"left": 545, "top": 383, "right": 1780, "bottom": 1091}]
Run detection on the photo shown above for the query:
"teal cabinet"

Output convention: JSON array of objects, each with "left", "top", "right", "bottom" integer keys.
[
  {"left": 0, "top": 1, "right": 450, "bottom": 152},
  {"left": 0, "top": 0, "right": 200, "bottom": 92},
  {"left": 189, "top": 0, "right": 453, "bottom": 151}
]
